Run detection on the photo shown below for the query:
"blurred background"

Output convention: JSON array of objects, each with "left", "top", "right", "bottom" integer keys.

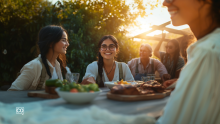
[{"left": 0, "top": 0, "right": 195, "bottom": 87}]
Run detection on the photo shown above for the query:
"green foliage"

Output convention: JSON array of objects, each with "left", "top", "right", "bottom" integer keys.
[
  {"left": 60, "top": 0, "right": 147, "bottom": 82},
  {"left": 1, "top": 0, "right": 47, "bottom": 84},
  {"left": 0, "top": 0, "right": 149, "bottom": 85}
]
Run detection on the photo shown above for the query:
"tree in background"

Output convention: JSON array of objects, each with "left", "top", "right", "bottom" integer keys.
[
  {"left": 0, "top": 0, "right": 53, "bottom": 85},
  {"left": 54, "top": 0, "right": 147, "bottom": 82},
  {"left": 0, "top": 0, "right": 151, "bottom": 85}
]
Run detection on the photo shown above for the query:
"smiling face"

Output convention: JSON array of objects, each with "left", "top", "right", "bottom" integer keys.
[
  {"left": 54, "top": 32, "right": 69, "bottom": 54},
  {"left": 139, "top": 46, "right": 151, "bottom": 59},
  {"left": 163, "top": 0, "right": 211, "bottom": 26},
  {"left": 166, "top": 42, "right": 176, "bottom": 54},
  {"left": 99, "top": 38, "right": 118, "bottom": 60}
]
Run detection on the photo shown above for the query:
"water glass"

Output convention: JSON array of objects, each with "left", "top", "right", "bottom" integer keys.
[
  {"left": 141, "top": 74, "right": 155, "bottom": 82},
  {"left": 65, "top": 73, "right": 74, "bottom": 83},
  {"left": 72, "top": 73, "right": 80, "bottom": 83},
  {"left": 65, "top": 73, "right": 80, "bottom": 83}
]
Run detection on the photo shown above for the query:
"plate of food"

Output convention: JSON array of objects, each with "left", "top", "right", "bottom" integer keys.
[
  {"left": 107, "top": 80, "right": 171, "bottom": 101},
  {"left": 56, "top": 83, "right": 101, "bottom": 104},
  {"left": 104, "top": 79, "right": 137, "bottom": 89}
]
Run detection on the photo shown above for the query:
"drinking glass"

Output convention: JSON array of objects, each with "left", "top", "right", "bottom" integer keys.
[
  {"left": 65, "top": 73, "right": 80, "bottom": 83},
  {"left": 72, "top": 73, "right": 80, "bottom": 83}
]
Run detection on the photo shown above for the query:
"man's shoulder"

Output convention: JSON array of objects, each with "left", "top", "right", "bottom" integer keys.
[
  {"left": 151, "top": 58, "right": 161, "bottom": 63},
  {"left": 128, "top": 58, "right": 139, "bottom": 63}
]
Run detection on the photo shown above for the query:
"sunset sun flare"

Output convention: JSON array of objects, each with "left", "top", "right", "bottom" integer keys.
[{"left": 126, "top": 0, "right": 189, "bottom": 38}]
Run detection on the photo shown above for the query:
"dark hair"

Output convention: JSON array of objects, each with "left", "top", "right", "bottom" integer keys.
[
  {"left": 165, "top": 39, "right": 181, "bottom": 77},
  {"left": 199, "top": 0, "right": 220, "bottom": 28},
  {"left": 37, "top": 25, "right": 68, "bottom": 78},
  {"left": 206, "top": 0, "right": 220, "bottom": 26},
  {"left": 97, "top": 35, "right": 119, "bottom": 87},
  {"left": 177, "top": 34, "right": 196, "bottom": 62}
]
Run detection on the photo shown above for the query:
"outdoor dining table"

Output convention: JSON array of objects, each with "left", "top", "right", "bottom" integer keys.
[{"left": 0, "top": 87, "right": 169, "bottom": 118}]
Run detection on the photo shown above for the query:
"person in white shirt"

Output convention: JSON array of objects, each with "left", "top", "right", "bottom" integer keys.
[
  {"left": 156, "top": 0, "right": 220, "bottom": 124},
  {"left": 8, "top": 25, "right": 70, "bottom": 91},
  {"left": 82, "top": 35, "right": 134, "bottom": 87}
]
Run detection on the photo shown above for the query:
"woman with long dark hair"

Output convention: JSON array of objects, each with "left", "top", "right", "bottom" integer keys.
[
  {"left": 81, "top": 35, "right": 134, "bottom": 87},
  {"left": 155, "top": 0, "right": 220, "bottom": 123},
  {"left": 154, "top": 34, "right": 185, "bottom": 79},
  {"left": 8, "top": 25, "right": 69, "bottom": 91}
]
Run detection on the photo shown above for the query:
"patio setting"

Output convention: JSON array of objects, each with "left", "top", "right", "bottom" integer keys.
[{"left": 1, "top": 0, "right": 220, "bottom": 124}]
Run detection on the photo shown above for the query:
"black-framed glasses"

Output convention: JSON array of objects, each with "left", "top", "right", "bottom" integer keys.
[
  {"left": 101, "top": 44, "right": 116, "bottom": 51},
  {"left": 165, "top": 46, "right": 173, "bottom": 49},
  {"left": 165, "top": 0, "right": 174, "bottom": 3}
]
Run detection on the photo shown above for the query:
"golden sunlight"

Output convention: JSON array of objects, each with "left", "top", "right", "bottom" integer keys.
[{"left": 126, "top": 0, "right": 189, "bottom": 38}]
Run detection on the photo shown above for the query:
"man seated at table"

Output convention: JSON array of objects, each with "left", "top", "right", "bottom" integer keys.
[{"left": 128, "top": 44, "right": 170, "bottom": 82}]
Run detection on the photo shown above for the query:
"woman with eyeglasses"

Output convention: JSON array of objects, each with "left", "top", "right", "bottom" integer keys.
[
  {"left": 155, "top": 0, "right": 220, "bottom": 123},
  {"left": 81, "top": 35, "right": 134, "bottom": 87},
  {"left": 154, "top": 33, "right": 185, "bottom": 80}
]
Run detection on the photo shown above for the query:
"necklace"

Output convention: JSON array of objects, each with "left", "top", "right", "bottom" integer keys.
[{"left": 104, "top": 62, "right": 115, "bottom": 75}]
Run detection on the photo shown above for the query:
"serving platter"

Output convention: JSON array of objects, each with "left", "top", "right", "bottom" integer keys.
[
  {"left": 107, "top": 90, "right": 171, "bottom": 101},
  {"left": 28, "top": 91, "right": 59, "bottom": 99},
  {"left": 104, "top": 81, "right": 137, "bottom": 89}
]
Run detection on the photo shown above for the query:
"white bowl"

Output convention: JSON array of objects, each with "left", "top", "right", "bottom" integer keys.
[
  {"left": 55, "top": 88, "right": 101, "bottom": 104},
  {"left": 104, "top": 81, "right": 137, "bottom": 89}
]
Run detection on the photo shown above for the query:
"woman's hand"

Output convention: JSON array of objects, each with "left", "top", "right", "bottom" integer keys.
[
  {"left": 81, "top": 77, "right": 96, "bottom": 85},
  {"left": 153, "top": 31, "right": 166, "bottom": 59},
  {"left": 162, "top": 74, "right": 171, "bottom": 82},
  {"left": 163, "top": 78, "right": 177, "bottom": 88}
]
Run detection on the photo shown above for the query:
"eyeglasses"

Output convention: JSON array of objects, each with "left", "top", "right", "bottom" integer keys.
[
  {"left": 101, "top": 44, "right": 116, "bottom": 51},
  {"left": 166, "top": 46, "right": 173, "bottom": 49},
  {"left": 165, "top": 0, "right": 174, "bottom": 3}
]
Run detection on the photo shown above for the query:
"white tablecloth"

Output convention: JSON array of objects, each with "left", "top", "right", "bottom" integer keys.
[{"left": 0, "top": 99, "right": 156, "bottom": 124}]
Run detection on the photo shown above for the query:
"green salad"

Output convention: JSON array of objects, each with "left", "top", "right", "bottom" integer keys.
[
  {"left": 45, "top": 79, "right": 99, "bottom": 93},
  {"left": 60, "top": 83, "right": 99, "bottom": 93}
]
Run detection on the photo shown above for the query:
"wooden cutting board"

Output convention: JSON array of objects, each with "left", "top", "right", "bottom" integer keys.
[
  {"left": 107, "top": 90, "right": 171, "bottom": 101},
  {"left": 28, "top": 91, "right": 59, "bottom": 99}
]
